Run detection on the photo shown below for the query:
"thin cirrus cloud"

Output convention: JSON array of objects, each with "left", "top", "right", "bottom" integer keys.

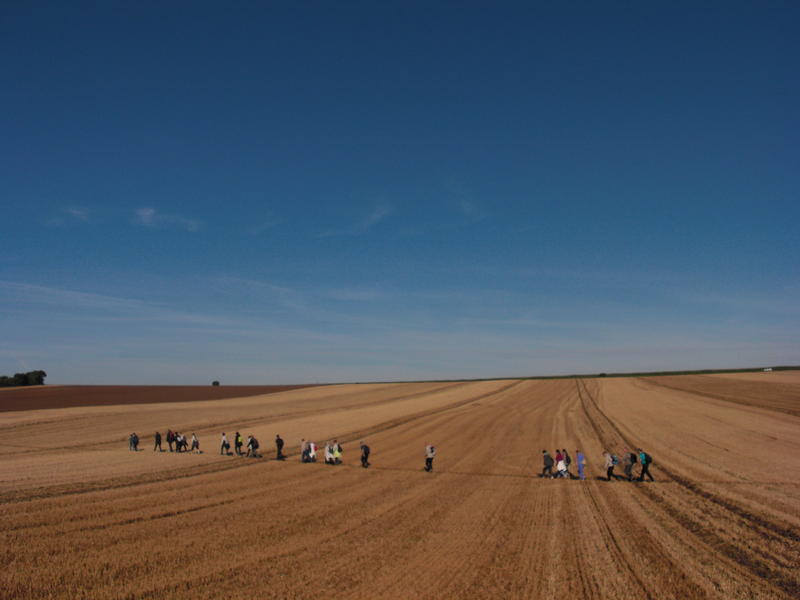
[
  {"left": 318, "top": 204, "right": 393, "bottom": 238},
  {"left": 45, "top": 206, "right": 91, "bottom": 227},
  {"left": 134, "top": 207, "right": 200, "bottom": 232},
  {"left": 248, "top": 214, "right": 284, "bottom": 235}
]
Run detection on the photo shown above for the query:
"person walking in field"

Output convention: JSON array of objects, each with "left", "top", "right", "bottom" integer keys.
[
  {"left": 541, "top": 450, "right": 554, "bottom": 478},
  {"left": 220, "top": 433, "right": 230, "bottom": 456},
  {"left": 637, "top": 448, "right": 654, "bottom": 482},
  {"left": 300, "top": 439, "right": 309, "bottom": 462},
  {"left": 324, "top": 441, "right": 334, "bottom": 465},
  {"left": 623, "top": 450, "right": 637, "bottom": 481},
  {"left": 154, "top": 431, "right": 162, "bottom": 452},
  {"left": 333, "top": 439, "right": 342, "bottom": 465},
  {"left": 576, "top": 449, "right": 586, "bottom": 480},
  {"left": 424, "top": 443, "right": 436, "bottom": 472},
  {"left": 166, "top": 430, "right": 175, "bottom": 452},
  {"left": 622, "top": 450, "right": 633, "bottom": 481},
  {"left": 555, "top": 452, "right": 568, "bottom": 478},
  {"left": 360, "top": 441, "right": 371, "bottom": 468},
  {"left": 275, "top": 434, "right": 285, "bottom": 460},
  {"left": 308, "top": 441, "right": 317, "bottom": 462},
  {"left": 129, "top": 433, "right": 138, "bottom": 451},
  {"left": 243, "top": 435, "right": 259, "bottom": 457},
  {"left": 234, "top": 432, "right": 243, "bottom": 456},
  {"left": 174, "top": 432, "right": 183, "bottom": 453},
  {"left": 603, "top": 451, "right": 615, "bottom": 481},
  {"left": 563, "top": 449, "right": 573, "bottom": 478},
  {"left": 191, "top": 433, "right": 200, "bottom": 453}
]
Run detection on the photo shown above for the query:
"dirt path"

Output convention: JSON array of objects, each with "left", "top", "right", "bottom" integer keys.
[{"left": 1, "top": 377, "right": 798, "bottom": 599}]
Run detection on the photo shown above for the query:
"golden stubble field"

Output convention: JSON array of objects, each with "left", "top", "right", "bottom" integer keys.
[{"left": 1, "top": 374, "right": 799, "bottom": 599}]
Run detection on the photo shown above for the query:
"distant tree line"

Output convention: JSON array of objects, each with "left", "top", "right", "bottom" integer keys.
[{"left": 0, "top": 370, "right": 47, "bottom": 387}]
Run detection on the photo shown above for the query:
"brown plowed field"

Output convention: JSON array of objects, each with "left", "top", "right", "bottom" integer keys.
[
  {"left": 0, "top": 385, "right": 316, "bottom": 412},
  {"left": 1, "top": 376, "right": 799, "bottom": 599}
]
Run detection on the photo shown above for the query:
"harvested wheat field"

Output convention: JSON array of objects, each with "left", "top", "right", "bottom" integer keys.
[{"left": 1, "top": 374, "right": 799, "bottom": 599}]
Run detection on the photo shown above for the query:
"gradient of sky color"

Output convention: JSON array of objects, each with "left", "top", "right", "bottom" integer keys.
[{"left": 2, "top": 2, "right": 798, "bottom": 384}]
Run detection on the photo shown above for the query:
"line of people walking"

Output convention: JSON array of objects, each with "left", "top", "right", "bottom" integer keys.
[
  {"left": 540, "top": 448, "right": 655, "bottom": 481},
  {"left": 137, "top": 433, "right": 655, "bottom": 482},
  {"left": 146, "top": 430, "right": 201, "bottom": 453},
  {"left": 219, "top": 432, "right": 261, "bottom": 457},
  {"left": 133, "top": 431, "right": 437, "bottom": 472},
  {"left": 603, "top": 449, "right": 654, "bottom": 482}
]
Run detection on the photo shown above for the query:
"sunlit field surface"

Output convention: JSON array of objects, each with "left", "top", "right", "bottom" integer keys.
[{"left": 2, "top": 374, "right": 799, "bottom": 599}]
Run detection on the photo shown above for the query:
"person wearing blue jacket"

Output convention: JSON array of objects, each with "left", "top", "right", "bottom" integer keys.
[{"left": 576, "top": 450, "right": 586, "bottom": 480}]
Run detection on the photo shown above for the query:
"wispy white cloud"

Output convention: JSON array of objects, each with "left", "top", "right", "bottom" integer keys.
[
  {"left": 134, "top": 207, "right": 200, "bottom": 232},
  {"left": 248, "top": 213, "right": 284, "bottom": 235},
  {"left": 65, "top": 207, "right": 89, "bottom": 221},
  {"left": 46, "top": 206, "right": 92, "bottom": 227},
  {"left": 0, "top": 280, "right": 231, "bottom": 326},
  {"left": 319, "top": 203, "right": 392, "bottom": 238}
]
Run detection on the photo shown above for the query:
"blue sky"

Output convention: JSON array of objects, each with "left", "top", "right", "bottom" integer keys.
[{"left": 2, "top": 2, "right": 798, "bottom": 384}]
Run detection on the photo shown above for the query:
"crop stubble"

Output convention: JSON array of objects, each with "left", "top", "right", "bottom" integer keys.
[{"left": 1, "top": 374, "right": 799, "bottom": 599}]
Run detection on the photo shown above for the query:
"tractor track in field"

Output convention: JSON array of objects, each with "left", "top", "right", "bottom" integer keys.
[
  {"left": 582, "top": 483, "right": 654, "bottom": 600},
  {"left": 575, "top": 378, "right": 800, "bottom": 598}
]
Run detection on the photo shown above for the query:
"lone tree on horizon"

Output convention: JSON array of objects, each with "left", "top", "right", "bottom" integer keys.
[{"left": 212, "top": 380, "right": 220, "bottom": 386}]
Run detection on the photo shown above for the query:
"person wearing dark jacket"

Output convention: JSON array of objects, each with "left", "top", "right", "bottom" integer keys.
[
  {"left": 275, "top": 434, "right": 285, "bottom": 460},
  {"left": 166, "top": 430, "right": 174, "bottom": 452},
  {"left": 129, "top": 433, "right": 139, "bottom": 451},
  {"left": 637, "top": 448, "right": 654, "bottom": 481},
  {"left": 541, "top": 450, "right": 554, "bottom": 478},
  {"left": 623, "top": 450, "right": 637, "bottom": 481},
  {"left": 360, "top": 441, "right": 371, "bottom": 468},
  {"left": 154, "top": 431, "right": 162, "bottom": 452}
]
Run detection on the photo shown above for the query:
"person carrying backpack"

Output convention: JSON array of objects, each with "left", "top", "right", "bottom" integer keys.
[
  {"left": 360, "top": 441, "right": 371, "bottom": 468},
  {"left": 220, "top": 433, "right": 230, "bottom": 456},
  {"left": 637, "top": 448, "right": 655, "bottom": 481},
  {"left": 250, "top": 436, "right": 260, "bottom": 458},
  {"left": 234, "top": 432, "right": 243, "bottom": 456}
]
